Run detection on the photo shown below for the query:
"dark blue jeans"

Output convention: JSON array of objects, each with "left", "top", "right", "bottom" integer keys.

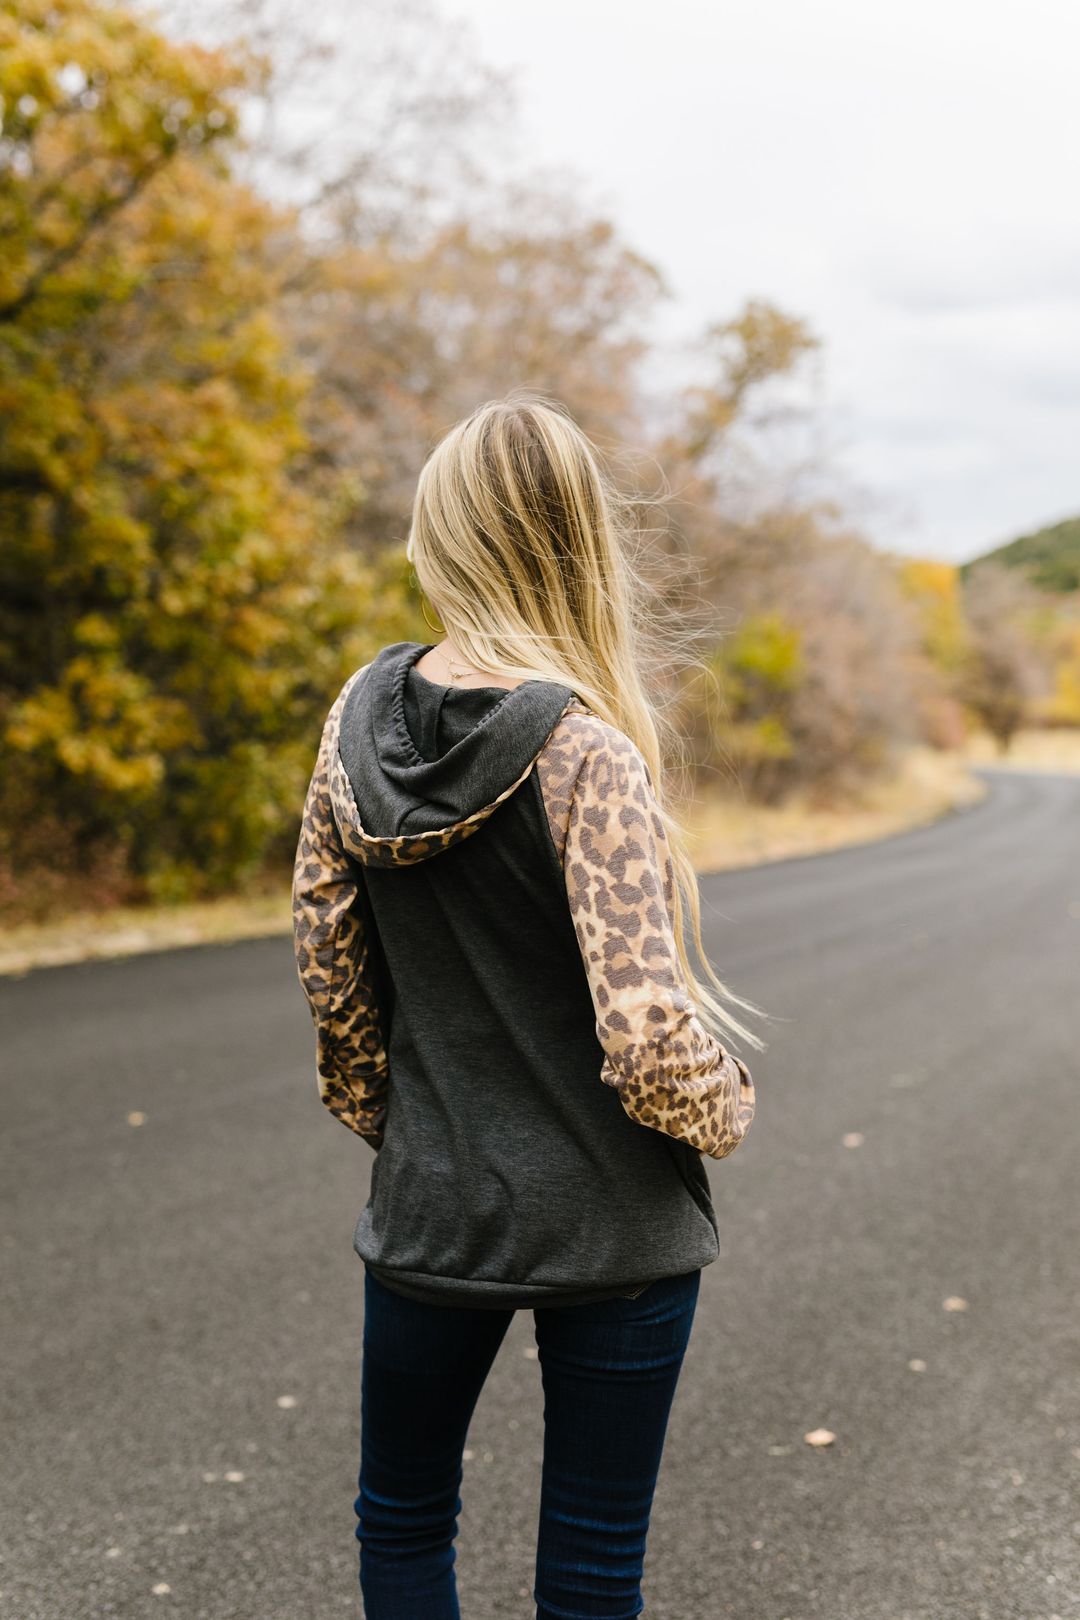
[{"left": 355, "top": 1266, "right": 701, "bottom": 1619}]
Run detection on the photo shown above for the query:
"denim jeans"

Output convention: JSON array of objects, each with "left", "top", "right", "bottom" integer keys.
[{"left": 355, "top": 1265, "right": 701, "bottom": 1619}]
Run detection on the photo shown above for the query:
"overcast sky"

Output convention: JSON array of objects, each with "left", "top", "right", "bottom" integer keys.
[{"left": 443, "top": 0, "right": 1078, "bottom": 562}]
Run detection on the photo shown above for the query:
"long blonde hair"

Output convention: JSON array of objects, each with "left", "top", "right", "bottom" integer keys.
[{"left": 405, "top": 389, "right": 766, "bottom": 1053}]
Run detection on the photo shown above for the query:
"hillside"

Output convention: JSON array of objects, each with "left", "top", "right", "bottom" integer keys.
[{"left": 964, "top": 515, "right": 1080, "bottom": 593}]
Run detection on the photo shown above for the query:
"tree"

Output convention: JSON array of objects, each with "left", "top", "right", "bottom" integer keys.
[
  {"left": 1042, "top": 613, "right": 1080, "bottom": 727},
  {"left": 289, "top": 187, "right": 665, "bottom": 557},
  {"left": 894, "top": 557, "right": 972, "bottom": 748},
  {"left": 163, "top": 1, "right": 668, "bottom": 561},
  {"left": 958, "top": 564, "right": 1051, "bottom": 753},
  {"left": 666, "top": 300, "right": 825, "bottom": 526},
  {"left": 0, "top": 0, "right": 393, "bottom": 907}
]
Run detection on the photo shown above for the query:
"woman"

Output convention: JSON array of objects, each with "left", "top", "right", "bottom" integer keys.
[{"left": 291, "top": 391, "right": 764, "bottom": 1619}]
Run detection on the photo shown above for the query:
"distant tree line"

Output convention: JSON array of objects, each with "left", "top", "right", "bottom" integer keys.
[{"left": 0, "top": 0, "right": 1073, "bottom": 919}]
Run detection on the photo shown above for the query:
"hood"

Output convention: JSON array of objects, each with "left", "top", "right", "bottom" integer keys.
[{"left": 328, "top": 640, "right": 580, "bottom": 868}]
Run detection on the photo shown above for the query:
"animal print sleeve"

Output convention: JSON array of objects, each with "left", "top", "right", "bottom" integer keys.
[
  {"left": 291, "top": 678, "right": 389, "bottom": 1149},
  {"left": 549, "top": 711, "right": 755, "bottom": 1161}
]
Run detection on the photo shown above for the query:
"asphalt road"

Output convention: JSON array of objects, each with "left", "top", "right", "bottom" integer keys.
[{"left": 3, "top": 767, "right": 1079, "bottom": 1620}]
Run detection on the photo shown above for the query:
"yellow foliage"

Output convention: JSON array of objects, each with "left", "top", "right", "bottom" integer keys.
[
  {"left": 1043, "top": 622, "right": 1080, "bottom": 725},
  {"left": 0, "top": 0, "right": 399, "bottom": 899},
  {"left": 897, "top": 557, "right": 970, "bottom": 674}
]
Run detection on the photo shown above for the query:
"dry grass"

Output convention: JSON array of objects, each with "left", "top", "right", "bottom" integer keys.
[
  {"left": 960, "top": 726, "right": 1080, "bottom": 774},
  {"left": 0, "top": 890, "right": 291, "bottom": 979},
  {"left": 683, "top": 745, "right": 987, "bottom": 874}
]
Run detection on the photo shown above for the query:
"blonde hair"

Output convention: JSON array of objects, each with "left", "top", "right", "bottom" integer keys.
[{"left": 405, "top": 389, "right": 766, "bottom": 1053}]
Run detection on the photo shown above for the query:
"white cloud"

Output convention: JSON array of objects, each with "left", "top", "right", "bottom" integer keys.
[{"left": 445, "top": 0, "right": 1080, "bottom": 561}]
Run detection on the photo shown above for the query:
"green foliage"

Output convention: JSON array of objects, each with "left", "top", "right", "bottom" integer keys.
[{"left": 963, "top": 515, "right": 1080, "bottom": 595}]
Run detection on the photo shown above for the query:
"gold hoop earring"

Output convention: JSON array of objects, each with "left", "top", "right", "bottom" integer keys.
[{"left": 420, "top": 593, "right": 446, "bottom": 636}]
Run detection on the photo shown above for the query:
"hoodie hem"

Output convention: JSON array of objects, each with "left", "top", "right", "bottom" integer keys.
[{"left": 361, "top": 1259, "right": 698, "bottom": 1311}]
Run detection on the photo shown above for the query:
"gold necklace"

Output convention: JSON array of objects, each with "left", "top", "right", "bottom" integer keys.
[{"left": 434, "top": 644, "right": 482, "bottom": 683}]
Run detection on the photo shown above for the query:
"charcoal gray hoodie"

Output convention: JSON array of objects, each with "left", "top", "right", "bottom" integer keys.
[{"left": 291, "top": 639, "right": 756, "bottom": 1310}]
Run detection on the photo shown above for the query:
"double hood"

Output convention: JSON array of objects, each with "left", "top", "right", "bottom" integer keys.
[{"left": 328, "top": 640, "right": 580, "bottom": 868}]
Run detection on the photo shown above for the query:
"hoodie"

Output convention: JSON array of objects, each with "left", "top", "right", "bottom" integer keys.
[{"left": 292, "top": 639, "right": 756, "bottom": 1310}]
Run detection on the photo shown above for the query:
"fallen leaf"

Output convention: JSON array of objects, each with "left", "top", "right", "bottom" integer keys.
[
  {"left": 803, "top": 1428, "right": 836, "bottom": 1447},
  {"left": 127, "top": 1112, "right": 146, "bottom": 1127}
]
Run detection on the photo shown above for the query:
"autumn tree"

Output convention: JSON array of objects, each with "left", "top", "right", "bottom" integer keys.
[
  {"left": 1042, "top": 611, "right": 1080, "bottom": 727},
  {"left": 0, "top": 0, "right": 399, "bottom": 910},
  {"left": 164, "top": 0, "right": 667, "bottom": 558},
  {"left": 651, "top": 302, "right": 930, "bottom": 798},
  {"left": 287, "top": 191, "right": 663, "bottom": 557},
  {"left": 894, "top": 558, "right": 972, "bottom": 747},
  {"left": 675, "top": 300, "right": 821, "bottom": 468},
  {"left": 0, "top": 0, "right": 980, "bottom": 925},
  {"left": 958, "top": 564, "right": 1053, "bottom": 752}
]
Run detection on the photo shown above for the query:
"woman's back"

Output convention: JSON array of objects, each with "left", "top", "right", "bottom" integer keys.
[{"left": 293, "top": 638, "right": 754, "bottom": 1309}]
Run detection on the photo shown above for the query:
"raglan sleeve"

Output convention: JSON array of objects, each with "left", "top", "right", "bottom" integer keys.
[
  {"left": 561, "top": 728, "right": 755, "bottom": 1160},
  {"left": 291, "top": 691, "right": 389, "bottom": 1150}
]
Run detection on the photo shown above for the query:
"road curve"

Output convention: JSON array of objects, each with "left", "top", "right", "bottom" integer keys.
[{"left": 2, "top": 767, "right": 1078, "bottom": 1620}]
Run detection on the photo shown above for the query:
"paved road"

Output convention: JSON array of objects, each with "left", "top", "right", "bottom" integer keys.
[{"left": 3, "top": 768, "right": 1079, "bottom": 1620}]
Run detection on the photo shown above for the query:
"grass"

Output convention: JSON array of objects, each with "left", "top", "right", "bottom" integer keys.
[
  {"left": 959, "top": 726, "right": 1080, "bottom": 773},
  {"left": 683, "top": 744, "right": 987, "bottom": 874},
  {"left": 0, "top": 890, "right": 292, "bottom": 979},
  {"left": 4, "top": 726, "right": 1078, "bottom": 978}
]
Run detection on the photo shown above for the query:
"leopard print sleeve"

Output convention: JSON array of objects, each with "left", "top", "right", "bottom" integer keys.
[
  {"left": 291, "top": 673, "right": 389, "bottom": 1149},
  {"left": 539, "top": 705, "right": 755, "bottom": 1162}
]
